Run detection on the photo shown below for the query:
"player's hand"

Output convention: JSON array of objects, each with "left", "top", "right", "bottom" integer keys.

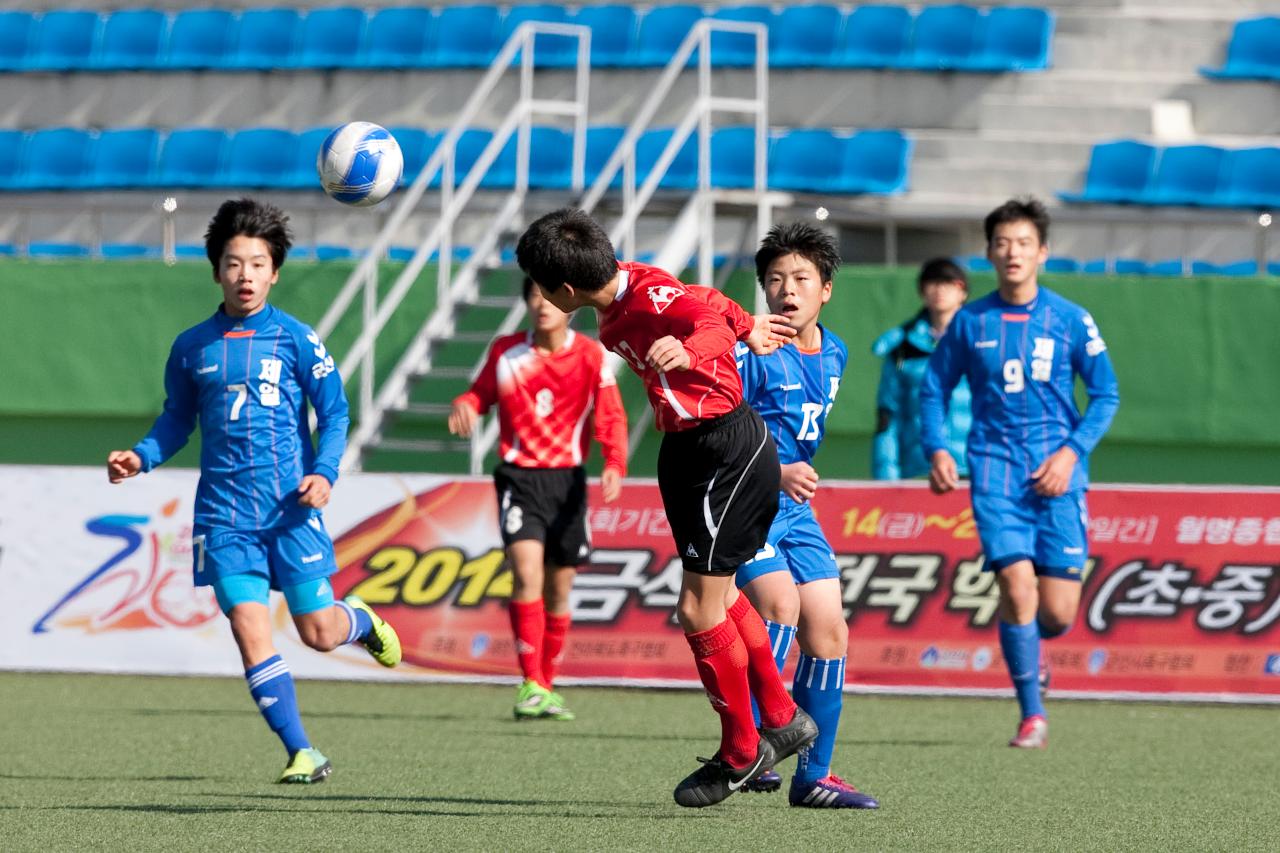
[
  {"left": 297, "top": 474, "right": 332, "bottom": 509},
  {"left": 780, "top": 461, "right": 819, "bottom": 503},
  {"left": 601, "top": 467, "right": 623, "bottom": 504},
  {"left": 106, "top": 450, "right": 142, "bottom": 483},
  {"left": 646, "top": 336, "right": 691, "bottom": 373},
  {"left": 1032, "top": 446, "right": 1078, "bottom": 497},
  {"left": 448, "top": 400, "right": 479, "bottom": 437},
  {"left": 746, "top": 313, "right": 797, "bottom": 355},
  {"left": 928, "top": 450, "right": 961, "bottom": 494}
]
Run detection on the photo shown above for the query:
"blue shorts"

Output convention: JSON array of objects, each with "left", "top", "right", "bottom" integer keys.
[
  {"left": 736, "top": 497, "right": 839, "bottom": 588},
  {"left": 971, "top": 490, "right": 1089, "bottom": 581},
  {"left": 192, "top": 514, "right": 339, "bottom": 612},
  {"left": 210, "top": 574, "right": 336, "bottom": 616}
]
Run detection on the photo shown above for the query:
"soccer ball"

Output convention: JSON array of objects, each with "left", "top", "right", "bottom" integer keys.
[{"left": 316, "top": 122, "right": 404, "bottom": 207}]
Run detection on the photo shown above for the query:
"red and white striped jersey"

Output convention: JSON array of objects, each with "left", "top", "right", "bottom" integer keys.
[
  {"left": 455, "top": 330, "right": 628, "bottom": 473},
  {"left": 598, "top": 262, "right": 754, "bottom": 432}
]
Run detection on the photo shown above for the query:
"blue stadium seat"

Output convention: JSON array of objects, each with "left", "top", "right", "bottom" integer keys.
[
  {"left": 432, "top": 5, "right": 501, "bottom": 67},
  {"left": 315, "top": 245, "right": 356, "bottom": 261},
  {"left": 1058, "top": 140, "right": 1157, "bottom": 204},
  {"left": 502, "top": 4, "right": 575, "bottom": 68},
  {"left": 361, "top": 7, "right": 435, "bottom": 68},
  {"left": 1192, "top": 259, "right": 1259, "bottom": 276},
  {"left": 0, "top": 12, "right": 35, "bottom": 71},
  {"left": 964, "top": 255, "right": 993, "bottom": 272},
  {"left": 28, "top": 242, "right": 91, "bottom": 258},
  {"left": 101, "top": 242, "right": 158, "bottom": 259},
  {"left": 29, "top": 10, "right": 99, "bottom": 72},
  {"left": 908, "top": 4, "right": 981, "bottom": 71},
  {"left": 1141, "top": 145, "right": 1226, "bottom": 206},
  {"left": 289, "top": 127, "right": 331, "bottom": 189},
  {"left": 838, "top": 130, "right": 911, "bottom": 194},
  {"left": 1081, "top": 259, "right": 1108, "bottom": 274},
  {"left": 94, "top": 10, "right": 168, "bottom": 71},
  {"left": 836, "top": 5, "right": 911, "bottom": 68},
  {"left": 1213, "top": 147, "right": 1280, "bottom": 208},
  {"left": 166, "top": 10, "right": 236, "bottom": 69},
  {"left": 711, "top": 126, "right": 763, "bottom": 189},
  {"left": 571, "top": 5, "right": 637, "bottom": 67},
  {"left": 630, "top": 4, "right": 703, "bottom": 67},
  {"left": 441, "top": 127, "right": 494, "bottom": 188},
  {"left": 222, "top": 128, "right": 299, "bottom": 188},
  {"left": 387, "top": 126, "right": 439, "bottom": 186},
  {"left": 965, "top": 7, "right": 1054, "bottom": 72},
  {"left": 21, "top": 128, "right": 95, "bottom": 190},
  {"left": 0, "top": 243, "right": 17, "bottom": 256},
  {"left": 157, "top": 128, "right": 228, "bottom": 188},
  {"left": 1146, "top": 259, "right": 1187, "bottom": 276},
  {"left": 228, "top": 9, "right": 301, "bottom": 70},
  {"left": 526, "top": 126, "right": 574, "bottom": 189},
  {"left": 1113, "top": 258, "right": 1148, "bottom": 275},
  {"left": 709, "top": 5, "right": 773, "bottom": 68},
  {"left": 296, "top": 7, "right": 366, "bottom": 69},
  {"left": 483, "top": 131, "right": 518, "bottom": 189},
  {"left": 1269, "top": 262, "right": 1280, "bottom": 277},
  {"left": 636, "top": 127, "right": 697, "bottom": 190},
  {"left": 768, "top": 129, "right": 843, "bottom": 192},
  {"left": 1044, "top": 256, "right": 1080, "bottom": 274},
  {"left": 89, "top": 128, "right": 160, "bottom": 188},
  {"left": 175, "top": 243, "right": 207, "bottom": 260},
  {"left": 0, "top": 130, "right": 26, "bottom": 187},
  {"left": 1200, "top": 17, "right": 1280, "bottom": 81},
  {"left": 771, "top": 4, "right": 843, "bottom": 68},
  {"left": 585, "top": 125, "right": 626, "bottom": 188}
]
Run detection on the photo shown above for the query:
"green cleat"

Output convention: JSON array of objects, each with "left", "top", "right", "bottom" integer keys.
[
  {"left": 514, "top": 679, "right": 552, "bottom": 720},
  {"left": 542, "top": 691, "right": 576, "bottom": 722},
  {"left": 345, "top": 595, "right": 401, "bottom": 667},
  {"left": 278, "top": 748, "right": 332, "bottom": 784}
]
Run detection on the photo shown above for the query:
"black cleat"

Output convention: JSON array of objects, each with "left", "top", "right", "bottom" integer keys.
[
  {"left": 759, "top": 706, "right": 819, "bottom": 764},
  {"left": 673, "top": 738, "right": 777, "bottom": 808}
]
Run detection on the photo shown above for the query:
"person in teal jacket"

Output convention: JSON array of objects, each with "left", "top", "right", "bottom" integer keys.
[{"left": 872, "top": 258, "right": 971, "bottom": 480}]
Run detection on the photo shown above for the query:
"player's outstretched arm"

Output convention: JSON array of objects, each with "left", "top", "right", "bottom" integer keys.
[
  {"left": 928, "top": 450, "right": 961, "bottom": 494},
  {"left": 106, "top": 450, "right": 142, "bottom": 483}
]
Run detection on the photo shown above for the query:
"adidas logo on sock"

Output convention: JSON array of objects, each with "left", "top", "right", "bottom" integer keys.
[
  {"left": 258, "top": 696, "right": 278, "bottom": 710},
  {"left": 685, "top": 544, "right": 699, "bottom": 558}
]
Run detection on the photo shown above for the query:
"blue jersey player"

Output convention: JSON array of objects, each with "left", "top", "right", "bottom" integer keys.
[
  {"left": 106, "top": 198, "right": 402, "bottom": 783},
  {"left": 734, "top": 223, "right": 879, "bottom": 809},
  {"left": 921, "top": 198, "right": 1119, "bottom": 749}
]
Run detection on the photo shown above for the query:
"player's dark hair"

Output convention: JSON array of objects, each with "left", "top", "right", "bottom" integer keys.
[
  {"left": 516, "top": 207, "right": 618, "bottom": 294},
  {"left": 983, "top": 197, "right": 1050, "bottom": 247},
  {"left": 918, "top": 257, "right": 968, "bottom": 290},
  {"left": 205, "top": 197, "right": 293, "bottom": 271},
  {"left": 520, "top": 275, "right": 535, "bottom": 302},
  {"left": 754, "top": 222, "right": 841, "bottom": 287}
]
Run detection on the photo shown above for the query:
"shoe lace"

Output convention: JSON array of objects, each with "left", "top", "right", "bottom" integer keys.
[{"left": 821, "top": 774, "right": 858, "bottom": 793}]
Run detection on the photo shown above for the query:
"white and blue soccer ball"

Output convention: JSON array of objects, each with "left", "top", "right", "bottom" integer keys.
[{"left": 317, "top": 122, "right": 404, "bottom": 207}]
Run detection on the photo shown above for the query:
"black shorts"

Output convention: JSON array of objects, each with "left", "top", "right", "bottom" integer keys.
[
  {"left": 657, "top": 403, "right": 781, "bottom": 576},
  {"left": 493, "top": 463, "right": 590, "bottom": 567}
]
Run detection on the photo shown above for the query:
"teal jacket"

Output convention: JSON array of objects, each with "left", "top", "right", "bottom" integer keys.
[{"left": 872, "top": 312, "right": 971, "bottom": 480}]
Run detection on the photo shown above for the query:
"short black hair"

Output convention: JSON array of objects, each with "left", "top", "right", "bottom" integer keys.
[
  {"left": 918, "top": 257, "right": 968, "bottom": 289},
  {"left": 520, "top": 274, "right": 534, "bottom": 301},
  {"left": 755, "top": 222, "right": 841, "bottom": 287},
  {"left": 204, "top": 197, "right": 293, "bottom": 270},
  {"left": 515, "top": 207, "right": 618, "bottom": 294},
  {"left": 984, "top": 197, "right": 1050, "bottom": 247}
]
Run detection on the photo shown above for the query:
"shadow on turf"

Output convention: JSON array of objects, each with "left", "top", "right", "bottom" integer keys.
[
  {"left": 0, "top": 773, "right": 220, "bottom": 783},
  {"left": 124, "top": 708, "right": 478, "bottom": 724},
  {"left": 10, "top": 800, "right": 693, "bottom": 820}
]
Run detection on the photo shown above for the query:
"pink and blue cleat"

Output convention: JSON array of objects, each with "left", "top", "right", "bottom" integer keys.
[{"left": 789, "top": 774, "right": 880, "bottom": 809}]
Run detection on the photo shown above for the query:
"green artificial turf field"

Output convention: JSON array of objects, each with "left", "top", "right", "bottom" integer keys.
[{"left": 0, "top": 672, "right": 1272, "bottom": 851}]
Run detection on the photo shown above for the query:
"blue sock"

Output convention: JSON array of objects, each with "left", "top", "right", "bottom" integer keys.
[
  {"left": 1037, "top": 616, "right": 1070, "bottom": 640},
  {"left": 998, "top": 620, "right": 1045, "bottom": 720},
  {"left": 245, "top": 655, "right": 310, "bottom": 755},
  {"left": 335, "top": 599, "right": 373, "bottom": 644},
  {"left": 750, "top": 619, "right": 797, "bottom": 727},
  {"left": 792, "top": 654, "right": 845, "bottom": 786}
]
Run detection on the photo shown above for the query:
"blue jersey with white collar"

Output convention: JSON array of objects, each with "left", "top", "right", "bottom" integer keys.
[
  {"left": 133, "top": 304, "right": 349, "bottom": 531},
  {"left": 920, "top": 287, "right": 1119, "bottom": 497},
  {"left": 735, "top": 326, "right": 847, "bottom": 467}
]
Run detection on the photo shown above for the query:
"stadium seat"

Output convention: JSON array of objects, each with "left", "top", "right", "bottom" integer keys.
[
  {"left": 94, "top": 10, "right": 168, "bottom": 71},
  {"left": 502, "top": 4, "right": 575, "bottom": 68},
  {"left": 0, "top": 243, "right": 16, "bottom": 256},
  {"left": 101, "top": 242, "right": 158, "bottom": 259},
  {"left": 28, "top": 242, "right": 90, "bottom": 258},
  {"left": 28, "top": 10, "right": 99, "bottom": 72},
  {"left": 770, "top": 4, "right": 843, "bottom": 68},
  {"left": 636, "top": 127, "right": 698, "bottom": 190},
  {"left": 483, "top": 131, "right": 519, "bottom": 189},
  {"left": 288, "top": 127, "right": 331, "bottom": 189},
  {"left": 1058, "top": 140, "right": 1157, "bottom": 204},
  {"left": 174, "top": 243, "right": 207, "bottom": 260},
  {"left": 0, "top": 12, "right": 35, "bottom": 72},
  {"left": 838, "top": 130, "right": 912, "bottom": 194},
  {"left": 387, "top": 126, "right": 439, "bottom": 186},
  {"left": 965, "top": 7, "right": 1054, "bottom": 72},
  {"left": 585, "top": 125, "right": 626, "bottom": 189},
  {"left": 0, "top": 130, "right": 26, "bottom": 187},
  {"left": 440, "top": 127, "right": 495, "bottom": 188},
  {"left": 1081, "top": 259, "right": 1108, "bottom": 274},
  {"left": 1141, "top": 145, "right": 1227, "bottom": 206},
  {"left": 964, "top": 255, "right": 994, "bottom": 272},
  {"left": 526, "top": 125, "right": 575, "bottom": 189},
  {"left": 908, "top": 4, "right": 981, "bottom": 71},
  {"left": 1113, "top": 258, "right": 1148, "bottom": 275},
  {"left": 711, "top": 126, "right": 763, "bottom": 189},
  {"left": 836, "top": 5, "right": 911, "bottom": 68},
  {"left": 1213, "top": 147, "right": 1280, "bottom": 209},
  {"left": 1269, "top": 262, "right": 1280, "bottom": 277},
  {"left": 768, "top": 129, "right": 843, "bottom": 192},
  {"left": 1043, "top": 256, "right": 1080, "bottom": 273},
  {"left": 21, "top": 128, "right": 95, "bottom": 190},
  {"left": 1192, "top": 259, "right": 1259, "bottom": 276},
  {"left": 296, "top": 7, "right": 366, "bottom": 69},
  {"left": 1146, "top": 259, "right": 1187, "bottom": 276},
  {"left": 228, "top": 9, "right": 301, "bottom": 70},
  {"left": 222, "top": 128, "right": 299, "bottom": 188},
  {"left": 156, "top": 128, "right": 229, "bottom": 188},
  {"left": 166, "top": 10, "right": 236, "bottom": 69},
  {"left": 571, "top": 5, "right": 637, "bottom": 68},
  {"left": 431, "top": 5, "right": 502, "bottom": 67},
  {"left": 361, "top": 7, "right": 435, "bottom": 68},
  {"left": 630, "top": 4, "right": 703, "bottom": 67},
  {"left": 1200, "top": 16, "right": 1280, "bottom": 81},
  {"left": 89, "top": 128, "right": 160, "bottom": 189},
  {"left": 315, "top": 244, "right": 356, "bottom": 261},
  {"left": 709, "top": 5, "right": 774, "bottom": 68}
]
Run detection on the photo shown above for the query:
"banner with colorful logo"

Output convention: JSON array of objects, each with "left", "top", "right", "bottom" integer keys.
[{"left": 4, "top": 465, "right": 1279, "bottom": 701}]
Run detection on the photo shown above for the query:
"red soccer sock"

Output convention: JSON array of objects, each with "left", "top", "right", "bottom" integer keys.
[
  {"left": 508, "top": 599, "right": 547, "bottom": 688},
  {"left": 728, "top": 593, "right": 799, "bottom": 729},
  {"left": 542, "top": 611, "right": 572, "bottom": 688},
  {"left": 685, "top": 618, "right": 760, "bottom": 769}
]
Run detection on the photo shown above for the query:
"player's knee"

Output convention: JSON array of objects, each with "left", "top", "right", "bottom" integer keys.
[
  {"left": 804, "top": 620, "right": 848, "bottom": 659},
  {"left": 999, "top": 579, "right": 1039, "bottom": 621},
  {"left": 296, "top": 618, "right": 340, "bottom": 652}
]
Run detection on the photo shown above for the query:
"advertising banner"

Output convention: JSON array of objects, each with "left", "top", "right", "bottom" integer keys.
[{"left": 4, "top": 465, "right": 1280, "bottom": 701}]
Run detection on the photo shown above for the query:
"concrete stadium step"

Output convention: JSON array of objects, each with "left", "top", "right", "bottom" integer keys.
[
  {"left": 911, "top": 132, "right": 1095, "bottom": 167},
  {"left": 978, "top": 96, "right": 1153, "bottom": 138},
  {"left": 909, "top": 158, "right": 1081, "bottom": 200}
]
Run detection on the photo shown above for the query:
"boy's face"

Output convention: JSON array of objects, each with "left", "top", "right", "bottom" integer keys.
[
  {"left": 216, "top": 235, "right": 278, "bottom": 317},
  {"left": 762, "top": 252, "right": 831, "bottom": 336},
  {"left": 920, "top": 278, "right": 967, "bottom": 315},
  {"left": 526, "top": 284, "right": 570, "bottom": 336},
  {"left": 987, "top": 219, "right": 1047, "bottom": 289}
]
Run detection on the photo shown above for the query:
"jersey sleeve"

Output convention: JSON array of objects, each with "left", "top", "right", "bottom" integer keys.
[
  {"left": 872, "top": 356, "right": 901, "bottom": 480},
  {"left": 690, "top": 285, "right": 754, "bottom": 341},
  {"left": 592, "top": 352, "right": 629, "bottom": 476},
  {"left": 133, "top": 337, "right": 198, "bottom": 472},
  {"left": 660, "top": 288, "right": 742, "bottom": 371},
  {"left": 297, "top": 327, "right": 349, "bottom": 485},
  {"left": 920, "top": 314, "right": 968, "bottom": 460},
  {"left": 455, "top": 338, "right": 501, "bottom": 416},
  {"left": 1064, "top": 312, "right": 1120, "bottom": 458},
  {"left": 734, "top": 341, "right": 767, "bottom": 406}
]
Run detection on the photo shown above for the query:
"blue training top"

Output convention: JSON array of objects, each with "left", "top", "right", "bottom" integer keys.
[
  {"left": 920, "top": 286, "right": 1119, "bottom": 497},
  {"left": 133, "top": 303, "right": 349, "bottom": 531}
]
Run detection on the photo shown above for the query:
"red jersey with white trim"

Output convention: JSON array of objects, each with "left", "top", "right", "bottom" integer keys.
[
  {"left": 598, "top": 262, "right": 754, "bottom": 432},
  {"left": 455, "top": 330, "right": 628, "bottom": 473}
]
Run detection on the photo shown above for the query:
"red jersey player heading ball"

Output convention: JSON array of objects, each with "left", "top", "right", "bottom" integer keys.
[{"left": 515, "top": 207, "right": 818, "bottom": 808}]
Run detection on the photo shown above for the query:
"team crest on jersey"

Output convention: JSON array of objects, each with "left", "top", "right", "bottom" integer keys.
[{"left": 648, "top": 285, "right": 684, "bottom": 314}]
